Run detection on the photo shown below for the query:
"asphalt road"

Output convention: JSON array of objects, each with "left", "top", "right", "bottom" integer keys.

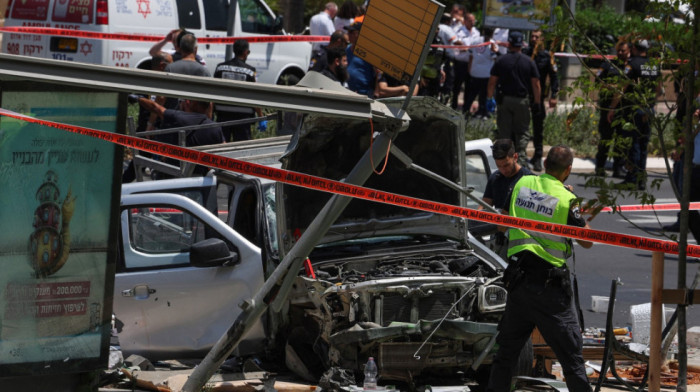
[{"left": 564, "top": 169, "right": 699, "bottom": 331}]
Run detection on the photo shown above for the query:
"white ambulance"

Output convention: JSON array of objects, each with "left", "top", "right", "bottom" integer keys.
[{"left": 1, "top": 0, "right": 312, "bottom": 85}]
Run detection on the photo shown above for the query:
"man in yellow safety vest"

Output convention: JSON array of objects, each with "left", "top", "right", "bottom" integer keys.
[{"left": 487, "top": 145, "right": 596, "bottom": 392}]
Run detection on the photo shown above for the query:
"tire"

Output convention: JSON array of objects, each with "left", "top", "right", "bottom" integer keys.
[{"left": 277, "top": 73, "right": 301, "bottom": 86}]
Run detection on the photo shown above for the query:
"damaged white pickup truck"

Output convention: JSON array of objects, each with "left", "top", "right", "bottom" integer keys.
[
  {"left": 116, "top": 96, "right": 531, "bottom": 389},
  {"left": 274, "top": 97, "right": 529, "bottom": 388}
]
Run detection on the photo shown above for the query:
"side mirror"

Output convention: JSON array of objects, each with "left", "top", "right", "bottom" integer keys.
[{"left": 190, "top": 238, "right": 239, "bottom": 268}]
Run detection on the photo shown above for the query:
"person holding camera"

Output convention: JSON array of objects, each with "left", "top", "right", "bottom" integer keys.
[{"left": 486, "top": 30, "right": 541, "bottom": 169}]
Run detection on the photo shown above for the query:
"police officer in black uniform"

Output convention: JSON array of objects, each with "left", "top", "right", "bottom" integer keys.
[
  {"left": 607, "top": 39, "right": 661, "bottom": 190},
  {"left": 214, "top": 39, "right": 263, "bottom": 141},
  {"left": 594, "top": 41, "right": 630, "bottom": 178},
  {"left": 487, "top": 30, "right": 541, "bottom": 168},
  {"left": 523, "top": 29, "right": 559, "bottom": 172}
]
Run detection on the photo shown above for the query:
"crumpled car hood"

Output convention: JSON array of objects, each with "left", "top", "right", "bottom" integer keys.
[{"left": 277, "top": 97, "right": 467, "bottom": 255}]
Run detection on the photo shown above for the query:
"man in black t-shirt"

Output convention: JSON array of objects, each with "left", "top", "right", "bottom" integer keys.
[
  {"left": 135, "top": 97, "right": 224, "bottom": 177},
  {"left": 137, "top": 98, "right": 224, "bottom": 147},
  {"left": 483, "top": 139, "right": 534, "bottom": 212},
  {"left": 319, "top": 46, "right": 348, "bottom": 84},
  {"left": 481, "top": 139, "right": 533, "bottom": 257},
  {"left": 487, "top": 31, "right": 541, "bottom": 168},
  {"left": 214, "top": 39, "right": 263, "bottom": 142}
]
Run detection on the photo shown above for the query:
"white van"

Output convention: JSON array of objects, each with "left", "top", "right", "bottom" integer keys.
[{"left": 2, "top": 0, "right": 311, "bottom": 85}]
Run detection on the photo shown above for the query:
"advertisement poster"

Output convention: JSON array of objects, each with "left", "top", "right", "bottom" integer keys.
[
  {"left": 483, "top": 0, "right": 552, "bottom": 30},
  {"left": 0, "top": 89, "right": 121, "bottom": 375}
]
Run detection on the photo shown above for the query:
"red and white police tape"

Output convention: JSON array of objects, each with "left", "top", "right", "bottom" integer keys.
[
  {"left": 2, "top": 108, "right": 698, "bottom": 258},
  {"left": 601, "top": 203, "right": 700, "bottom": 212},
  {"left": 0, "top": 27, "right": 610, "bottom": 58},
  {"left": 0, "top": 26, "right": 331, "bottom": 44}
]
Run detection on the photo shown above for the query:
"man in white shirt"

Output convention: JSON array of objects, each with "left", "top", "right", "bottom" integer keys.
[
  {"left": 437, "top": 13, "right": 462, "bottom": 102},
  {"left": 493, "top": 28, "right": 509, "bottom": 55},
  {"left": 452, "top": 12, "right": 480, "bottom": 110},
  {"left": 464, "top": 27, "right": 498, "bottom": 118},
  {"left": 310, "top": 2, "right": 338, "bottom": 51}
]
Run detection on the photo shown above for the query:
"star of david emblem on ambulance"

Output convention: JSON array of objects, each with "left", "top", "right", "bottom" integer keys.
[
  {"left": 80, "top": 41, "right": 93, "bottom": 56},
  {"left": 137, "top": 0, "right": 152, "bottom": 18}
]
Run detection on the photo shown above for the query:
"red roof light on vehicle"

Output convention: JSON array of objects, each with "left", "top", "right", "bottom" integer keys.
[{"left": 96, "top": 0, "right": 109, "bottom": 25}]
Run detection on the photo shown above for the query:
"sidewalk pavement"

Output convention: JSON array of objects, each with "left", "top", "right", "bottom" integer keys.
[
  {"left": 572, "top": 156, "right": 670, "bottom": 173},
  {"left": 530, "top": 143, "right": 671, "bottom": 173}
]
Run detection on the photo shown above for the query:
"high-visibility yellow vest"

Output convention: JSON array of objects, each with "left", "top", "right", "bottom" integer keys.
[{"left": 507, "top": 173, "right": 575, "bottom": 267}]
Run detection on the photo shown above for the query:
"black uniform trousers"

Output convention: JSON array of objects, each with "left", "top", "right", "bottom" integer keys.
[
  {"left": 217, "top": 111, "right": 255, "bottom": 142},
  {"left": 620, "top": 107, "right": 653, "bottom": 188},
  {"left": 594, "top": 105, "right": 624, "bottom": 173},
  {"left": 530, "top": 101, "right": 546, "bottom": 161},
  {"left": 452, "top": 60, "right": 470, "bottom": 110},
  {"left": 487, "top": 252, "right": 591, "bottom": 392}
]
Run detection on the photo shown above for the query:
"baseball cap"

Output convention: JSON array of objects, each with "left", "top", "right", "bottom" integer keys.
[
  {"left": 508, "top": 31, "right": 524, "bottom": 47},
  {"left": 491, "top": 139, "right": 515, "bottom": 160}
]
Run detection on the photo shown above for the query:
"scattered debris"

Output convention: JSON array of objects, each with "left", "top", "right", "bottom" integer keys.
[
  {"left": 318, "top": 367, "right": 356, "bottom": 390},
  {"left": 126, "top": 354, "right": 156, "bottom": 371},
  {"left": 121, "top": 368, "right": 171, "bottom": 392},
  {"left": 588, "top": 361, "right": 700, "bottom": 386}
]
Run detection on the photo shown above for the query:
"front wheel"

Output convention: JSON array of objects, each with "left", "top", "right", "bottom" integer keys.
[{"left": 277, "top": 73, "right": 301, "bottom": 86}]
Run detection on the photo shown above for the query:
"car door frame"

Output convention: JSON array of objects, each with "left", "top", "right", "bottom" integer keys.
[{"left": 114, "top": 192, "right": 266, "bottom": 359}]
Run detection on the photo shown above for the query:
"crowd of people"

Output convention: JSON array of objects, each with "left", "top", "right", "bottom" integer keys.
[
  {"left": 123, "top": 28, "right": 265, "bottom": 181},
  {"left": 307, "top": 2, "right": 506, "bottom": 106},
  {"left": 306, "top": 2, "right": 570, "bottom": 179},
  {"left": 126, "top": 2, "right": 563, "bottom": 180},
  {"left": 127, "top": 3, "right": 693, "bottom": 204}
]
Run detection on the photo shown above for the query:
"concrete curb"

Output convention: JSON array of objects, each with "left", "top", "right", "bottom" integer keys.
[
  {"left": 572, "top": 156, "right": 670, "bottom": 172},
  {"left": 529, "top": 144, "right": 671, "bottom": 173}
]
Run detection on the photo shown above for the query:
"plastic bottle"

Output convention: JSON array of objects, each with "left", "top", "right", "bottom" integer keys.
[{"left": 364, "top": 357, "right": 378, "bottom": 390}]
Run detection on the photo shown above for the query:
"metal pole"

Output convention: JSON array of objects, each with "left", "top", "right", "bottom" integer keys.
[
  {"left": 649, "top": 251, "right": 664, "bottom": 392},
  {"left": 181, "top": 127, "right": 404, "bottom": 392},
  {"left": 225, "top": 0, "right": 238, "bottom": 62}
]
